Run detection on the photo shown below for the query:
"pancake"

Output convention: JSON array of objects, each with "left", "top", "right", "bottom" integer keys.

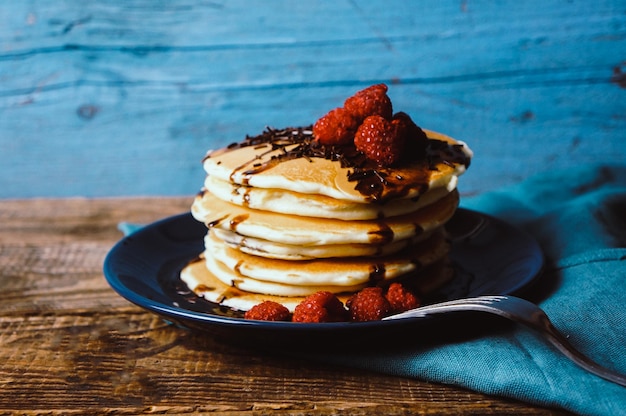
[
  {"left": 211, "top": 228, "right": 436, "bottom": 260},
  {"left": 205, "top": 229, "right": 449, "bottom": 290},
  {"left": 204, "top": 129, "right": 471, "bottom": 204},
  {"left": 204, "top": 249, "right": 366, "bottom": 297},
  {"left": 192, "top": 188, "right": 459, "bottom": 248},
  {"left": 181, "top": 256, "right": 455, "bottom": 313},
  {"left": 204, "top": 173, "right": 455, "bottom": 221}
]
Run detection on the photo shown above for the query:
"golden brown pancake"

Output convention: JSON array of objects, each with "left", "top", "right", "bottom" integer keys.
[
  {"left": 191, "top": 189, "right": 459, "bottom": 248},
  {"left": 204, "top": 129, "right": 471, "bottom": 204},
  {"left": 181, "top": 256, "right": 455, "bottom": 312},
  {"left": 203, "top": 174, "right": 454, "bottom": 220},
  {"left": 204, "top": 229, "right": 449, "bottom": 293}
]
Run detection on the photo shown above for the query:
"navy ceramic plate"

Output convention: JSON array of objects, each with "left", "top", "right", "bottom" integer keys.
[{"left": 104, "top": 209, "right": 543, "bottom": 347}]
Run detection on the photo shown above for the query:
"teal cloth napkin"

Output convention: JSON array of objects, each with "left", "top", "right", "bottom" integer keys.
[
  {"left": 119, "top": 164, "right": 626, "bottom": 415},
  {"left": 311, "top": 164, "right": 626, "bottom": 415}
]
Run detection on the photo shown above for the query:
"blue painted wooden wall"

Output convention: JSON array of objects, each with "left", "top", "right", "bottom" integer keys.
[{"left": 1, "top": 1, "right": 625, "bottom": 198}]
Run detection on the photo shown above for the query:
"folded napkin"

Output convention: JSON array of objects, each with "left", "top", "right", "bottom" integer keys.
[
  {"left": 119, "top": 164, "right": 626, "bottom": 415},
  {"left": 312, "top": 164, "right": 626, "bottom": 416}
]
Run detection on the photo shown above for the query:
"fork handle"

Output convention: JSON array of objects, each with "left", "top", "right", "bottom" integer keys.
[{"left": 540, "top": 321, "right": 626, "bottom": 387}]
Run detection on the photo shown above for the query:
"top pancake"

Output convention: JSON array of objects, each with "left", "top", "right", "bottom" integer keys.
[
  {"left": 203, "top": 128, "right": 472, "bottom": 205},
  {"left": 203, "top": 174, "right": 454, "bottom": 220}
]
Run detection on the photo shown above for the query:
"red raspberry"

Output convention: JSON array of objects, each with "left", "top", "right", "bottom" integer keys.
[
  {"left": 354, "top": 115, "right": 405, "bottom": 166},
  {"left": 244, "top": 301, "right": 291, "bottom": 321},
  {"left": 392, "top": 112, "right": 427, "bottom": 142},
  {"left": 313, "top": 107, "right": 359, "bottom": 145},
  {"left": 344, "top": 84, "right": 393, "bottom": 123},
  {"left": 385, "top": 282, "right": 420, "bottom": 313},
  {"left": 392, "top": 112, "right": 429, "bottom": 160},
  {"left": 292, "top": 291, "right": 348, "bottom": 323},
  {"left": 346, "top": 287, "right": 392, "bottom": 322}
]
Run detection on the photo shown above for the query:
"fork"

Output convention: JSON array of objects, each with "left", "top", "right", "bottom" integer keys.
[{"left": 383, "top": 295, "right": 626, "bottom": 387}]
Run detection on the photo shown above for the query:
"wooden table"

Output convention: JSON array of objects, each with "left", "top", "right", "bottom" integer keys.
[
  {"left": 2, "top": 1, "right": 623, "bottom": 414},
  {"left": 0, "top": 197, "right": 572, "bottom": 415}
]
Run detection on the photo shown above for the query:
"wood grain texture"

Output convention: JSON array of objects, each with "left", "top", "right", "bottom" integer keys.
[
  {"left": 0, "top": 197, "right": 572, "bottom": 415},
  {"left": 1, "top": 1, "right": 625, "bottom": 198}
]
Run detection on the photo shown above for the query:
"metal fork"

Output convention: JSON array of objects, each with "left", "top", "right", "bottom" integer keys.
[{"left": 384, "top": 295, "right": 626, "bottom": 387}]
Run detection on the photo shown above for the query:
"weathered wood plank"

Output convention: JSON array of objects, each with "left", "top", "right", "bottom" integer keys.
[{"left": 1, "top": 1, "right": 625, "bottom": 198}]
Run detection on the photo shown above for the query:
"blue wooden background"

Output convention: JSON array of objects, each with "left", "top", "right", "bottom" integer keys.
[{"left": 1, "top": 1, "right": 625, "bottom": 198}]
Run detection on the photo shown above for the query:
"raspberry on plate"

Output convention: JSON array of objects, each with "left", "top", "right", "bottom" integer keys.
[
  {"left": 385, "top": 282, "right": 420, "bottom": 313},
  {"left": 346, "top": 287, "right": 392, "bottom": 322},
  {"left": 292, "top": 291, "right": 348, "bottom": 323},
  {"left": 244, "top": 301, "right": 291, "bottom": 321},
  {"left": 313, "top": 107, "right": 359, "bottom": 145},
  {"left": 344, "top": 84, "right": 393, "bottom": 122},
  {"left": 354, "top": 115, "right": 405, "bottom": 166}
]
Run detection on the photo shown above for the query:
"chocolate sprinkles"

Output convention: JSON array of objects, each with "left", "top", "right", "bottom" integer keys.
[{"left": 208, "top": 126, "right": 471, "bottom": 202}]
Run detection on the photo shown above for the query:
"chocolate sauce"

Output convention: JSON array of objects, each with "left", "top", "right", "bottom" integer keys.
[
  {"left": 229, "top": 214, "right": 249, "bottom": 231},
  {"left": 242, "top": 190, "right": 251, "bottom": 205},
  {"left": 195, "top": 284, "right": 214, "bottom": 293},
  {"left": 231, "top": 186, "right": 253, "bottom": 206},
  {"left": 369, "top": 264, "right": 386, "bottom": 284},
  {"left": 367, "top": 223, "right": 394, "bottom": 245},
  {"left": 208, "top": 215, "right": 228, "bottom": 228},
  {"left": 234, "top": 260, "right": 243, "bottom": 274},
  {"left": 207, "top": 126, "right": 470, "bottom": 202}
]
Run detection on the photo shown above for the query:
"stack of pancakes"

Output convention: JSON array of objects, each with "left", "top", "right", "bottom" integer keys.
[{"left": 181, "top": 127, "right": 472, "bottom": 312}]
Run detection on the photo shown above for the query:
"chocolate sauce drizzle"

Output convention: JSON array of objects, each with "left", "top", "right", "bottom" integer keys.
[{"left": 208, "top": 126, "right": 471, "bottom": 202}]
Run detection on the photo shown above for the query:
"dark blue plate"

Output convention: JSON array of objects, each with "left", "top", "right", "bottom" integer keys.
[{"left": 103, "top": 209, "right": 543, "bottom": 347}]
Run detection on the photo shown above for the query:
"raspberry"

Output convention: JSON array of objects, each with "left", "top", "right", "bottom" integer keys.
[
  {"left": 392, "top": 112, "right": 429, "bottom": 160},
  {"left": 313, "top": 107, "right": 359, "bottom": 145},
  {"left": 244, "top": 301, "right": 291, "bottom": 321},
  {"left": 292, "top": 291, "right": 348, "bottom": 323},
  {"left": 392, "top": 112, "right": 427, "bottom": 142},
  {"left": 354, "top": 115, "right": 405, "bottom": 166},
  {"left": 385, "top": 282, "right": 420, "bottom": 313},
  {"left": 344, "top": 84, "right": 393, "bottom": 122},
  {"left": 346, "top": 287, "right": 392, "bottom": 322}
]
